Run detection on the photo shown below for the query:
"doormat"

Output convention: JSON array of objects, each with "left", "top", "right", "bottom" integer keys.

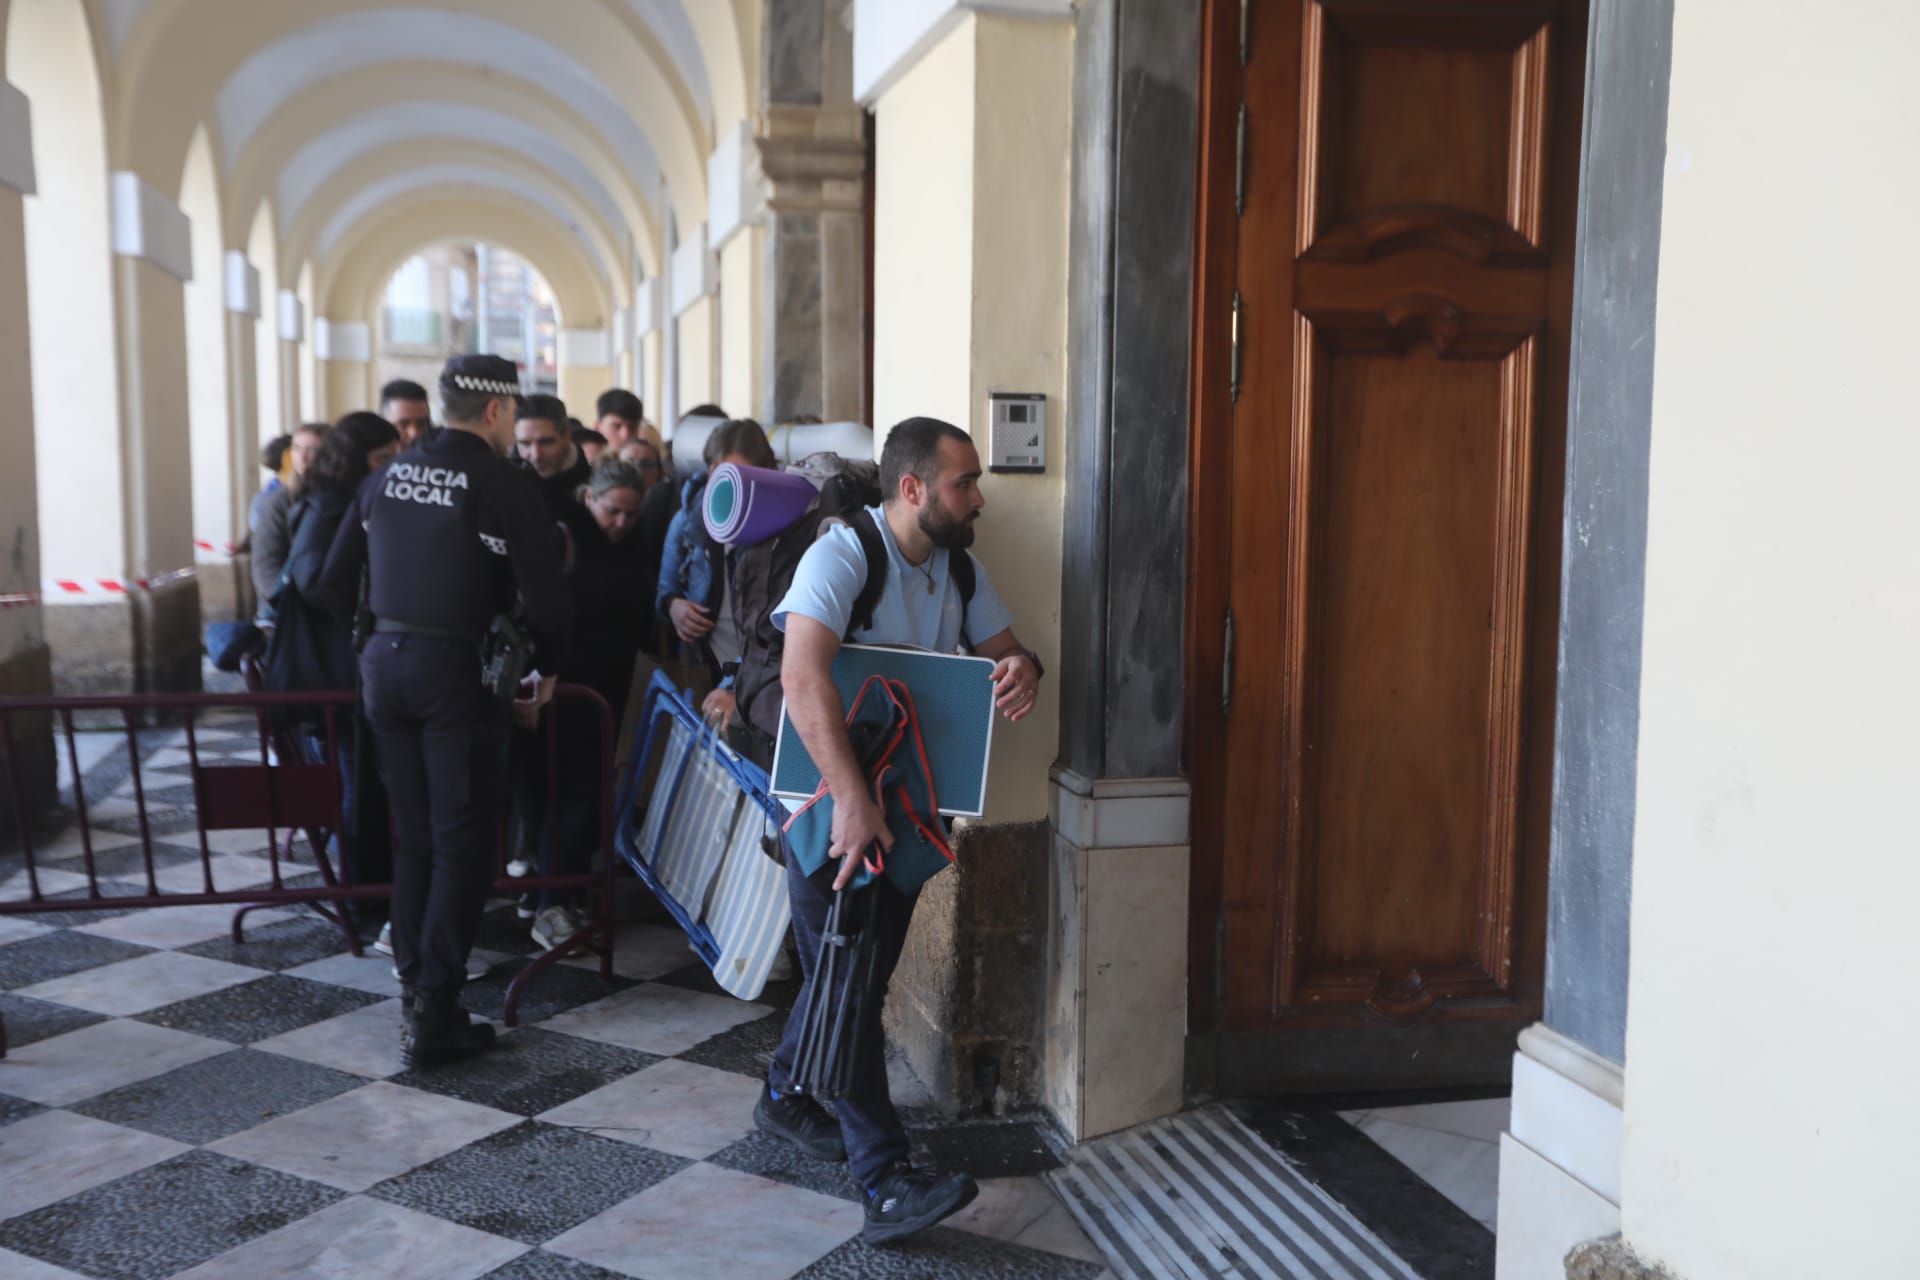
[{"left": 1047, "top": 1106, "right": 1428, "bottom": 1280}]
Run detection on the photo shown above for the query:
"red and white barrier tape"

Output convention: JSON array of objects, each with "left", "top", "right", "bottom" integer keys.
[
  {"left": 194, "top": 540, "right": 240, "bottom": 556},
  {"left": 0, "top": 591, "right": 38, "bottom": 610},
  {"left": 40, "top": 567, "right": 197, "bottom": 600}
]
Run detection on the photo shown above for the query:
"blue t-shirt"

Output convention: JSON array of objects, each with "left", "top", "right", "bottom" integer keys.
[{"left": 773, "top": 506, "right": 1014, "bottom": 652}]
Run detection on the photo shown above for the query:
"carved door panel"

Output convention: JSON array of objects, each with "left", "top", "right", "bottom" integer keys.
[{"left": 1190, "top": 0, "right": 1587, "bottom": 1084}]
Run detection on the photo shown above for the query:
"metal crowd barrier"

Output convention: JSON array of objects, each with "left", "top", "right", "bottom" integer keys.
[{"left": 0, "top": 684, "right": 618, "bottom": 1055}]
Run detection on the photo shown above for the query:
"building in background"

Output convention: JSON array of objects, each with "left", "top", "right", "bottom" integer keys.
[{"left": 376, "top": 243, "right": 558, "bottom": 404}]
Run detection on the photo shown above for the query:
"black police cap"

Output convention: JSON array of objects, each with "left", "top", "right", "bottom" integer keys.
[{"left": 440, "top": 354, "right": 520, "bottom": 399}]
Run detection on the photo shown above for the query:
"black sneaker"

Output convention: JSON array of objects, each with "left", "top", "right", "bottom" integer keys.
[
  {"left": 515, "top": 892, "right": 537, "bottom": 921},
  {"left": 862, "top": 1163, "right": 979, "bottom": 1245},
  {"left": 754, "top": 1085, "right": 847, "bottom": 1162},
  {"left": 404, "top": 998, "right": 496, "bottom": 1069}
]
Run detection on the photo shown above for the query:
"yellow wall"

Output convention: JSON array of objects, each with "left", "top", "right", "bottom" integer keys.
[
  {"left": 676, "top": 294, "right": 718, "bottom": 413},
  {"left": 872, "top": 20, "right": 975, "bottom": 453},
  {"left": 558, "top": 365, "right": 613, "bottom": 421},
  {"left": 642, "top": 329, "right": 664, "bottom": 427},
  {"left": 279, "top": 337, "right": 302, "bottom": 425},
  {"left": 871, "top": 13, "right": 1071, "bottom": 823},
  {"left": 1621, "top": 3, "right": 1920, "bottom": 1278},
  {"left": 322, "top": 361, "right": 369, "bottom": 423},
  {"left": 225, "top": 309, "right": 260, "bottom": 515},
  {"left": 719, "top": 226, "right": 761, "bottom": 421}
]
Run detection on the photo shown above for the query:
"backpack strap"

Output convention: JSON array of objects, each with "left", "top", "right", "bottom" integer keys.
[
  {"left": 847, "top": 509, "right": 889, "bottom": 641},
  {"left": 950, "top": 548, "right": 976, "bottom": 652},
  {"left": 846, "top": 508, "right": 979, "bottom": 650}
]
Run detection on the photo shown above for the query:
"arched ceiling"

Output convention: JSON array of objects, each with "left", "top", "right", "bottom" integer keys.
[
  {"left": 219, "top": 63, "right": 662, "bottom": 275},
  {"left": 320, "top": 191, "right": 611, "bottom": 327},
  {"left": 275, "top": 105, "right": 628, "bottom": 247},
  {"left": 283, "top": 142, "right": 628, "bottom": 304},
  {"left": 316, "top": 168, "right": 613, "bottom": 287},
  {"left": 114, "top": 0, "right": 722, "bottom": 230}
]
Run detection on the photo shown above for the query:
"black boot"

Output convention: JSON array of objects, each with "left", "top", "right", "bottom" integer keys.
[
  {"left": 398, "top": 982, "right": 417, "bottom": 1050},
  {"left": 405, "top": 992, "right": 495, "bottom": 1069}
]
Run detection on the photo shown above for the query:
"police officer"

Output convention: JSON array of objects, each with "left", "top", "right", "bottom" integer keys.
[{"left": 321, "top": 354, "right": 571, "bottom": 1067}]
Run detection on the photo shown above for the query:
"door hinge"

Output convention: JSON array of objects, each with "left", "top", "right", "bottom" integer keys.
[
  {"left": 1229, "top": 290, "right": 1243, "bottom": 402},
  {"left": 1240, "top": 0, "right": 1252, "bottom": 66},
  {"left": 1222, "top": 607, "right": 1236, "bottom": 717},
  {"left": 1234, "top": 103, "right": 1248, "bottom": 216}
]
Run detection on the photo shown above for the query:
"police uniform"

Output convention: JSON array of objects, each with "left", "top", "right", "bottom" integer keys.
[{"left": 321, "top": 355, "right": 570, "bottom": 1048}]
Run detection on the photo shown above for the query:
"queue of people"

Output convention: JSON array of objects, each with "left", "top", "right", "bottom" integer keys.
[{"left": 248, "top": 351, "right": 1039, "bottom": 1245}]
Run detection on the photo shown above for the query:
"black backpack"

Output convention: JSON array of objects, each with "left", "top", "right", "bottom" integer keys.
[{"left": 729, "top": 458, "right": 975, "bottom": 763}]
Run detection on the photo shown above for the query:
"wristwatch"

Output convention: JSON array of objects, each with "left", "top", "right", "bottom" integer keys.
[{"left": 1017, "top": 649, "right": 1046, "bottom": 680}]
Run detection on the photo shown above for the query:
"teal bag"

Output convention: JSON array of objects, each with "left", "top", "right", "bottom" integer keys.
[{"left": 782, "top": 674, "right": 954, "bottom": 893}]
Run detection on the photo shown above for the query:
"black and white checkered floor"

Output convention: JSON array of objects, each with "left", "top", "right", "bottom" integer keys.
[{"left": 0, "top": 712, "right": 1110, "bottom": 1280}]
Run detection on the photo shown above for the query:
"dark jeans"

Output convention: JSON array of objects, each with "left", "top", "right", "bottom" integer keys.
[
  {"left": 296, "top": 722, "right": 391, "bottom": 892},
  {"left": 514, "top": 694, "right": 611, "bottom": 912},
  {"left": 361, "top": 635, "right": 510, "bottom": 997},
  {"left": 768, "top": 856, "right": 920, "bottom": 1189}
]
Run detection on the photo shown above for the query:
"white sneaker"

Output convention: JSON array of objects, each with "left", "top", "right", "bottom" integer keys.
[
  {"left": 531, "top": 905, "right": 585, "bottom": 953},
  {"left": 505, "top": 857, "right": 532, "bottom": 878},
  {"left": 373, "top": 922, "right": 394, "bottom": 957}
]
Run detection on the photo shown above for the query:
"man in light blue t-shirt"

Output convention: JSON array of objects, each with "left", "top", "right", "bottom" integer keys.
[{"left": 753, "top": 417, "right": 1043, "bottom": 1245}]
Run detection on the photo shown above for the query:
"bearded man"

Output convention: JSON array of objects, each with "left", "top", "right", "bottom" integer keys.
[{"left": 748, "top": 416, "right": 1044, "bottom": 1244}]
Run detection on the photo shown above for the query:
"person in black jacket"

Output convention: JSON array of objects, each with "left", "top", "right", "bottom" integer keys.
[
  {"left": 513, "top": 393, "right": 592, "bottom": 520},
  {"left": 523, "top": 457, "right": 654, "bottom": 952},
  {"left": 321, "top": 354, "right": 572, "bottom": 1067},
  {"left": 274, "top": 412, "right": 400, "bottom": 902}
]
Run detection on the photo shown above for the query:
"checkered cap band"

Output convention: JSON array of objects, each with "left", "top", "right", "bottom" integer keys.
[{"left": 450, "top": 373, "right": 518, "bottom": 396}]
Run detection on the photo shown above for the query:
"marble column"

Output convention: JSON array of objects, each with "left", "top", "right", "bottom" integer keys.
[
  {"left": 1045, "top": 0, "right": 1200, "bottom": 1141},
  {"left": 225, "top": 306, "right": 261, "bottom": 621},
  {"left": 754, "top": 0, "right": 867, "bottom": 424},
  {"left": 1496, "top": 1, "right": 1674, "bottom": 1275}
]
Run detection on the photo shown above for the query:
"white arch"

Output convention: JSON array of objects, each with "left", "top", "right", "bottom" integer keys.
[
  {"left": 316, "top": 169, "right": 614, "bottom": 297},
  {"left": 274, "top": 104, "right": 631, "bottom": 246},
  {"left": 619, "top": 0, "right": 713, "bottom": 132},
  {"left": 114, "top": 1, "right": 712, "bottom": 227},
  {"left": 180, "top": 124, "right": 235, "bottom": 559},
  {"left": 7, "top": 0, "right": 124, "bottom": 582},
  {"left": 320, "top": 193, "right": 609, "bottom": 333},
  {"left": 219, "top": 63, "right": 663, "bottom": 273},
  {"left": 281, "top": 143, "right": 629, "bottom": 305}
]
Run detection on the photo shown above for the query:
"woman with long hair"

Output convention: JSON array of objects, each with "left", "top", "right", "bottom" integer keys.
[{"left": 269, "top": 411, "right": 401, "bottom": 911}]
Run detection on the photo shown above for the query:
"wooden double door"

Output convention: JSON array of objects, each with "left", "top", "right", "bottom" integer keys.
[{"left": 1188, "top": 0, "right": 1589, "bottom": 1088}]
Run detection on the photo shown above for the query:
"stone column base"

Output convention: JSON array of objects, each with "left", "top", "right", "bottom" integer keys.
[
  {"left": 1496, "top": 1023, "right": 1627, "bottom": 1279},
  {"left": 0, "top": 639, "right": 56, "bottom": 835},
  {"left": 884, "top": 819, "right": 1050, "bottom": 1113},
  {"left": 1044, "top": 767, "right": 1189, "bottom": 1141},
  {"left": 43, "top": 574, "right": 204, "bottom": 697},
  {"left": 1567, "top": 1238, "right": 1680, "bottom": 1280}
]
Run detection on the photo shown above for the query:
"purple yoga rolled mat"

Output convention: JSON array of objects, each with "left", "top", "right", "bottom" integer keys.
[{"left": 702, "top": 463, "right": 821, "bottom": 545}]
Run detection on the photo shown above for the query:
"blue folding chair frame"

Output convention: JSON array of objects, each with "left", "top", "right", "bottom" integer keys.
[{"left": 613, "top": 671, "right": 789, "bottom": 973}]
